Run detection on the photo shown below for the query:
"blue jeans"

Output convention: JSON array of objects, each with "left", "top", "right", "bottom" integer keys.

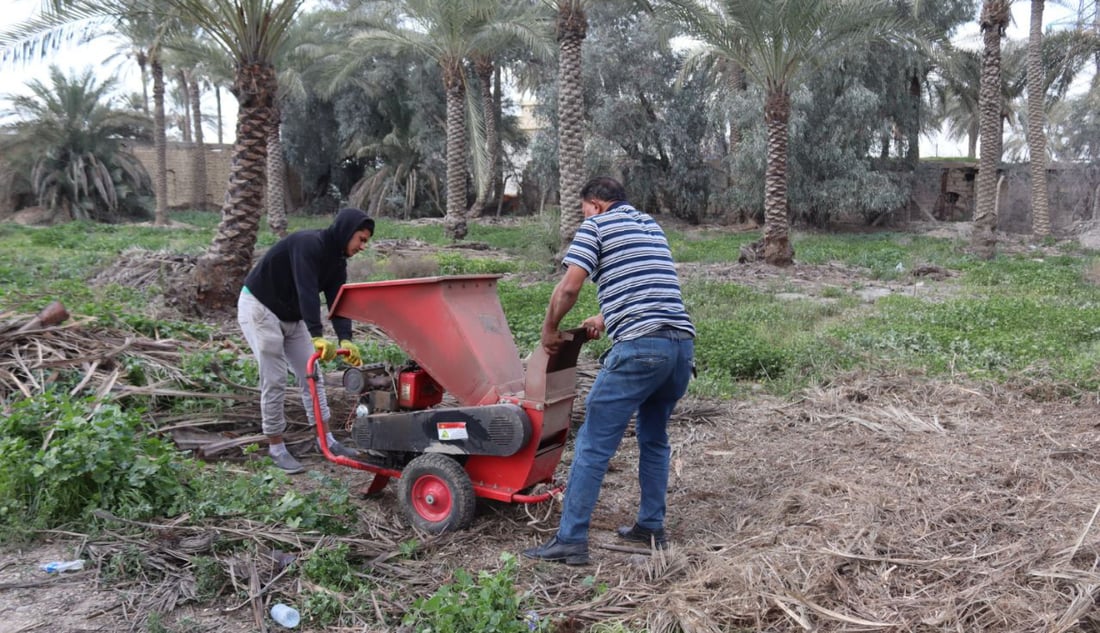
[{"left": 556, "top": 330, "right": 694, "bottom": 544}]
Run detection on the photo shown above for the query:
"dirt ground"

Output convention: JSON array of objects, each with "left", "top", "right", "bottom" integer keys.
[{"left": 5, "top": 224, "right": 1100, "bottom": 632}]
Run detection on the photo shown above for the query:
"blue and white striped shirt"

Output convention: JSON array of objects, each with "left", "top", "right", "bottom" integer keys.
[{"left": 563, "top": 202, "right": 695, "bottom": 343}]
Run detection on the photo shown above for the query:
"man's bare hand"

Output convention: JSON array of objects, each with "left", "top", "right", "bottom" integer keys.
[
  {"left": 580, "top": 314, "right": 605, "bottom": 340},
  {"left": 541, "top": 328, "right": 566, "bottom": 354}
]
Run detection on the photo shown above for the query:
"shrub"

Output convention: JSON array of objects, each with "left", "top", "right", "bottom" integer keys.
[
  {"left": 0, "top": 391, "right": 192, "bottom": 538},
  {"left": 184, "top": 467, "right": 355, "bottom": 534},
  {"left": 0, "top": 391, "right": 357, "bottom": 540},
  {"left": 402, "top": 553, "right": 546, "bottom": 633},
  {"left": 302, "top": 542, "right": 357, "bottom": 591}
]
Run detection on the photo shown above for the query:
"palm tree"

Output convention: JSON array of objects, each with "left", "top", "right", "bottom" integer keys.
[
  {"left": 931, "top": 41, "right": 1030, "bottom": 160},
  {"left": 150, "top": 52, "right": 169, "bottom": 224},
  {"left": 186, "top": 67, "right": 209, "bottom": 211},
  {"left": 931, "top": 44, "right": 984, "bottom": 158},
  {"left": 972, "top": 0, "right": 1010, "bottom": 260},
  {"left": 469, "top": 5, "right": 553, "bottom": 218},
  {"left": 554, "top": 0, "right": 587, "bottom": 253},
  {"left": 175, "top": 69, "right": 193, "bottom": 142},
  {"left": 154, "top": 0, "right": 303, "bottom": 311},
  {"left": 468, "top": 53, "right": 501, "bottom": 218},
  {"left": 339, "top": 0, "right": 546, "bottom": 240},
  {"left": 170, "top": 37, "right": 235, "bottom": 212},
  {"left": 313, "top": 47, "right": 443, "bottom": 217},
  {"left": 0, "top": 66, "right": 153, "bottom": 222},
  {"left": 0, "top": 2, "right": 178, "bottom": 226},
  {"left": 96, "top": 9, "right": 177, "bottom": 226},
  {"left": 1027, "top": 0, "right": 1050, "bottom": 239},
  {"left": 264, "top": 14, "right": 332, "bottom": 238},
  {"left": 660, "top": 0, "right": 901, "bottom": 266}
]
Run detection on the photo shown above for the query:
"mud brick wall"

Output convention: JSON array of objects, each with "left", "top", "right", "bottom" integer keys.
[
  {"left": 910, "top": 161, "right": 1097, "bottom": 235},
  {"left": 127, "top": 142, "right": 233, "bottom": 211}
]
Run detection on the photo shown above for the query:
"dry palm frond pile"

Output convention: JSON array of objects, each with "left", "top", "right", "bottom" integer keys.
[
  {"left": 89, "top": 248, "right": 198, "bottom": 291},
  {"left": 532, "top": 374, "right": 1100, "bottom": 632},
  {"left": 72, "top": 509, "right": 468, "bottom": 632},
  {"left": 0, "top": 305, "right": 287, "bottom": 455}
]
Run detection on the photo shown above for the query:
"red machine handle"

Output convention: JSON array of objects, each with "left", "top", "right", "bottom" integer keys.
[{"left": 305, "top": 350, "right": 401, "bottom": 478}]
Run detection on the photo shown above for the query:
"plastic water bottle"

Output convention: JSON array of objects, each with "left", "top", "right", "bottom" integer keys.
[
  {"left": 39, "top": 559, "right": 85, "bottom": 573},
  {"left": 270, "top": 603, "right": 300, "bottom": 628}
]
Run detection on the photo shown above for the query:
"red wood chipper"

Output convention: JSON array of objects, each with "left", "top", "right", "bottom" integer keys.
[{"left": 305, "top": 274, "right": 588, "bottom": 534}]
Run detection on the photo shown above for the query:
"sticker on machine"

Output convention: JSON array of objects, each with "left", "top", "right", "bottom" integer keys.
[{"left": 436, "top": 421, "right": 468, "bottom": 441}]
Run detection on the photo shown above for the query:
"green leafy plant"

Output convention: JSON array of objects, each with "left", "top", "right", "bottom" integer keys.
[
  {"left": 192, "top": 556, "right": 227, "bottom": 603},
  {"left": 184, "top": 467, "right": 355, "bottom": 534},
  {"left": 581, "top": 574, "right": 609, "bottom": 596},
  {"left": 0, "top": 391, "right": 193, "bottom": 538},
  {"left": 436, "top": 252, "right": 518, "bottom": 275},
  {"left": 302, "top": 543, "right": 357, "bottom": 591},
  {"left": 302, "top": 590, "right": 345, "bottom": 627},
  {"left": 497, "top": 280, "right": 599, "bottom": 355},
  {"left": 145, "top": 612, "right": 169, "bottom": 633},
  {"left": 103, "top": 543, "right": 154, "bottom": 583},
  {"left": 402, "top": 553, "right": 546, "bottom": 633},
  {"left": 399, "top": 538, "right": 421, "bottom": 559}
]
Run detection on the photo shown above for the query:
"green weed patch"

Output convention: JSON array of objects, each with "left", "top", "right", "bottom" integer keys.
[{"left": 402, "top": 553, "right": 546, "bottom": 633}]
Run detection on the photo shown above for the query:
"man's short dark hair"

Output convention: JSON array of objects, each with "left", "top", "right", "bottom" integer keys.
[{"left": 580, "top": 177, "right": 626, "bottom": 204}]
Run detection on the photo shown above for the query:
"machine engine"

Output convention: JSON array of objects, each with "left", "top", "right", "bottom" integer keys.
[
  {"left": 341, "top": 361, "right": 531, "bottom": 459},
  {"left": 342, "top": 361, "right": 443, "bottom": 412}
]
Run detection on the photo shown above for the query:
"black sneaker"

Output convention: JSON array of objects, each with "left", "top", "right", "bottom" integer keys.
[
  {"left": 616, "top": 523, "right": 668, "bottom": 549},
  {"left": 522, "top": 536, "right": 589, "bottom": 565}
]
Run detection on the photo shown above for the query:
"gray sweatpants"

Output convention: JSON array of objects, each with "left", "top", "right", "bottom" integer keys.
[{"left": 237, "top": 290, "right": 331, "bottom": 436}]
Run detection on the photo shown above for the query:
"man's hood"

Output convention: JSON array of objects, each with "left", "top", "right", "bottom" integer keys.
[{"left": 324, "top": 207, "right": 375, "bottom": 256}]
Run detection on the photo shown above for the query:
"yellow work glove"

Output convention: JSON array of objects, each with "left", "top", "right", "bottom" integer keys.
[
  {"left": 312, "top": 337, "right": 337, "bottom": 362},
  {"left": 339, "top": 339, "right": 362, "bottom": 367}
]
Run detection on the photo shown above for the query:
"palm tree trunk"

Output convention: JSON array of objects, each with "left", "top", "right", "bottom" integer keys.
[
  {"left": 1027, "top": 0, "right": 1050, "bottom": 238},
  {"left": 469, "top": 56, "right": 497, "bottom": 219},
  {"left": 556, "top": 1, "right": 587, "bottom": 254},
  {"left": 492, "top": 64, "right": 504, "bottom": 214},
  {"left": 906, "top": 74, "right": 921, "bottom": 167},
  {"left": 152, "top": 56, "right": 169, "bottom": 226},
  {"left": 729, "top": 65, "right": 743, "bottom": 152},
  {"left": 178, "top": 70, "right": 193, "bottom": 144},
  {"left": 443, "top": 60, "right": 468, "bottom": 240},
  {"left": 972, "top": 0, "right": 1009, "bottom": 259},
  {"left": 189, "top": 73, "right": 208, "bottom": 211},
  {"left": 136, "top": 52, "right": 149, "bottom": 115},
  {"left": 216, "top": 86, "right": 224, "bottom": 145},
  {"left": 193, "top": 62, "right": 277, "bottom": 312},
  {"left": 266, "top": 114, "right": 289, "bottom": 238},
  {"left": 1095, "top": 0, "right": 1100, "bottom": 75},
  {"left": 763, "top": 86, "right": 794, "bottom": 266}
]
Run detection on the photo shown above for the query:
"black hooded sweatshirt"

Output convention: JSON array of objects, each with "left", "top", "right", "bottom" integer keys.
[{"left": 243, "top": 207, "right": 374, "bottom": 341}]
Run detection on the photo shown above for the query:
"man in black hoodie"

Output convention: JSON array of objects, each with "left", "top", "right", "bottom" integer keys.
[{"left": 237, "top": 207, "right": 375, "bottom": 474}]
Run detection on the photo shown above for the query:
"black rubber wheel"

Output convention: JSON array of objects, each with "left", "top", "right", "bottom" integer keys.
[{"left": 398, "top": 453, "right": 476, "bottom": 533}]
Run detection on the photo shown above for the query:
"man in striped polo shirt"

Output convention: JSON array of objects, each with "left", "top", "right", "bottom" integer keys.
[{"left": 524, "top": 176, "right": 695, "bottom": 565}]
